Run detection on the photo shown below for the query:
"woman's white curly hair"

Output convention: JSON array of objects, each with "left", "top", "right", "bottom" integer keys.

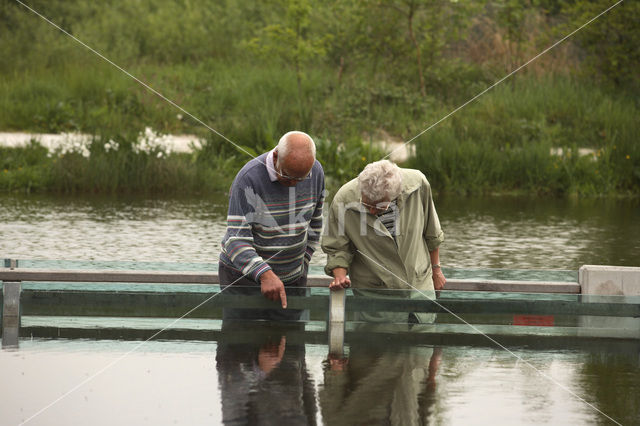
[{"left": 358, "top": 160, "right": 402, "bottom": 202}]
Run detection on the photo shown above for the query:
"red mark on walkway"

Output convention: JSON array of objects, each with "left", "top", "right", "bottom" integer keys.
[{"left": 513, "top": 315, "right": 555, "bottom": 327}]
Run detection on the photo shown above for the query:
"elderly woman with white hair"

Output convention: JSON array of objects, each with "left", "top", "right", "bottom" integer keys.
[{"left": 321, "top": 160, "right": 445, "bottom": 323}]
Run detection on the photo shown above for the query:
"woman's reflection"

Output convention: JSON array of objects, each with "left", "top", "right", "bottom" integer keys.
[
  {"left": 321, "top": 344, "right": 442, "bottom": 426},
  {"left": 215, "top": 322, "right": 317, "bottom": 425}
]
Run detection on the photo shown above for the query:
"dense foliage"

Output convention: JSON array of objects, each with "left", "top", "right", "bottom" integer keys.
[{"left": 0, "top": 0, "right": 638, "bottom": 195}]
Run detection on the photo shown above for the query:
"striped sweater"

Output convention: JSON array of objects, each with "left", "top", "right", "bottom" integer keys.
[{"left": 220, "top": 152, "right": 325, "bottom": 283}]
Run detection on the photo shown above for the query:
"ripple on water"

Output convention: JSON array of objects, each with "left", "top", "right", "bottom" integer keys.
[{"left": 1, "top": 194, "right": 638, "bottom": 271}]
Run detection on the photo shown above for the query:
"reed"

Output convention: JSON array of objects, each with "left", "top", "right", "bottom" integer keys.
[
  {"left": 0, "top": 131, "right": 384, "bottom": 195},
  {"left": 409, "top": 76, "right": 640, "bottom": 196}
]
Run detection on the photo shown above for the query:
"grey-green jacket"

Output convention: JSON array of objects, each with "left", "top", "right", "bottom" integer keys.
[{"left": 321, "top": 169, "right": 444, "bottom": 322}]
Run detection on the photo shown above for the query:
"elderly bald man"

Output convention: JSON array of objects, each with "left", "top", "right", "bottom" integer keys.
[
  {"left": 322, "top": 160, "right": 445, "bottom": 323},
  {"left": 219, "top": 131, "right": 325, "bottom": 320}
]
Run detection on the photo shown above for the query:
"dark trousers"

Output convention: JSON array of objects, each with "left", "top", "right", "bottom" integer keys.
[{"left": 218, "top": 261, "right": 308, "bottom": 321}]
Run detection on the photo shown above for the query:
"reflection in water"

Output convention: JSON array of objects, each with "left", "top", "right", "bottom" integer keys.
[
  {"left": 320, "top": 341, "right": 441, "bottom": 426},
  {"left": 215, "top": 322, "right": 317, "bottom": 425},
  {"left": 321, "top": 313, "right": 442, "bottom": 425},
  {"left": 580, "top": 352, "right": 640, "bottom": 425},
  {"left": 0, "top": 332, "right": 637, "bottom": 424},
  {"left": 214, "top": 320, "right": 445, "bottom": 426}
]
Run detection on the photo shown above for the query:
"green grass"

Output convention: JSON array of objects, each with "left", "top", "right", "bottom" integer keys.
[
  {"left": 2, "top": 74, "right": 638, "bottom": 196},
  {"left": 0, "top": 137, "right": 237, "bottom": 194},
  {"left": 0, "top": 132, "right": 385, "bottom": 195},
  {"left": 0, "top": 60, "right": 335, "bottom": 146},
  {"left": 408, "top": 76, "right": 640, "bottom": 196},
  {"left": 0, "top": 39, "right": 637, "bottom": 196}
]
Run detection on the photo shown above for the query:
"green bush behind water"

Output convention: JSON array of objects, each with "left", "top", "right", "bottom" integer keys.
[
  {"left": 2, "top": 71, "right": 638, "bottom": 196},
  {"left": 409, "top": 77, "right": 640, "bottom": 196},
  {"left": 0, "top": 139, "right": 217, "bottom": 194},
  {"left": 0, "top": 133, "right": 383, "bottom": 195},
  {"left": 1, "top": 0, "right": 638, "bottom": 196}
]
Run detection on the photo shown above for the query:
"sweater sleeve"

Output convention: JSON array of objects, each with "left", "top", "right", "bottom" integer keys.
[{"left": 221, "top": 175, "right": 272, "bottom": 282}]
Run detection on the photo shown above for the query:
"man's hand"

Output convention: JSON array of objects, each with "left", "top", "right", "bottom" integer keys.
[
  {"left": 433, "top": 267, "right": 446, "bottom": 290},
  {"left": 258, "top": 336, "right": 286, "bottom": 374},
  {"left": 259, "top": 270, "right": 287, "bottom": 308},
  {"left": 329, "top": 267, "right": 351, "bottom": 291}
]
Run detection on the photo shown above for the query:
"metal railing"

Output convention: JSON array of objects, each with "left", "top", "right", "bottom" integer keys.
[
  {"left": 4, "top": 263, "right": 639, "bottom": 353},
  {"left": 0, "top": 267, "right": 581, "bottom": 291}
]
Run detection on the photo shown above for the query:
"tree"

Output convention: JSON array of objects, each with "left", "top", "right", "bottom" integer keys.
[
  {"left": 245, "top": 0, "right": 330, "bottom": 117},
  {"left": 323, "top": 0, "right": 478, "bottom": 97},
  {"left": 562, "top": 0, "right": 640, "bottom": 91}
]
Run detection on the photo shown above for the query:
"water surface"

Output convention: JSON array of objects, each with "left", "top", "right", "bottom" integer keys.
[
  {"left": 1, "top": 193, "right": 638, "bottom": 271},
  {"left": 1, "top": 328, "right": 638, "bottom": 425},
  {"left": 1, "top": 193, "right": 639, "bottom": 425}
]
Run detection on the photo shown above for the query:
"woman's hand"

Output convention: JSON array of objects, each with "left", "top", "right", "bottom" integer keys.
[
  {"left": 330, "top": 267, "right": 351, "bottom": 290},
  {"left": 433, "top": 267, "right": 446, "bottom": 290}
]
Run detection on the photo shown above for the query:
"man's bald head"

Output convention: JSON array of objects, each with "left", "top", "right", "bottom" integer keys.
[{"left": 274, "top": 131, "right": 316, "bottom": 182}]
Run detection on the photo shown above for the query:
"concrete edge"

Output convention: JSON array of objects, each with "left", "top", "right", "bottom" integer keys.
[{"left": 1, "top": 269, "right": 580, "bottom": 293}]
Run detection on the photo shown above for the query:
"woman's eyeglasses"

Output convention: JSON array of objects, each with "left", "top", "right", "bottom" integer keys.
[{"left": 360, "top": 198, "right": 392, "bottom": 212}]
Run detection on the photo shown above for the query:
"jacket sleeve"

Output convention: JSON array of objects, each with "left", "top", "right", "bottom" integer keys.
[
  {"left": 305, "top": 169, "right": 325, "bottom": 265},
  {"left": 221, "top": 175, "right": 272, "bottom": 282},
  {"left": 321, "top": 196, "right": 354, "bottom": 276},
  {"left": 422, "top": 177, "right": 444, "bottom": 252}
]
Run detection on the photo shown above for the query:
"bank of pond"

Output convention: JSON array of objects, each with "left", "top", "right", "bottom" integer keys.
[{"left": 1, "top": 135, "right": 638, "bottom": 197}]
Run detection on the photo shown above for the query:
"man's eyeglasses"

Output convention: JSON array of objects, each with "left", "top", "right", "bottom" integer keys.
[{"left": 276, "top": 167, "right": 312, "bottom": 182}]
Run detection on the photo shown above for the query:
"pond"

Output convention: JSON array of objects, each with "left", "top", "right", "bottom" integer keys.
[
  {"left": 1, "top": 193, "right": 639, "bottom": 270},
  {"left": 1, "top": 324, "right": 638, "bottom": 425},
  {"left": 1, "top": 193, "right": 639, "bottom": 425}
]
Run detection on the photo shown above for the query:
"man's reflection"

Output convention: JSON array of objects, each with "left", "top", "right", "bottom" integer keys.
[
  {"left": 215, "top": 322, "right": 317, "bottom": 425},
  {"left": 321, "top": 342, "right": 442, "bottom": 426}
]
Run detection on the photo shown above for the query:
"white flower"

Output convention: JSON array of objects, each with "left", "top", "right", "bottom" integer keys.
[
  {"left": 104, "top": 139, "right": 119, "bottom": 152},
  {"left": 53, "top": 133, "right": 92, "bottom": 157},
  {"left": 135, "top": 127, "right": 170, "bottom": 156}
]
